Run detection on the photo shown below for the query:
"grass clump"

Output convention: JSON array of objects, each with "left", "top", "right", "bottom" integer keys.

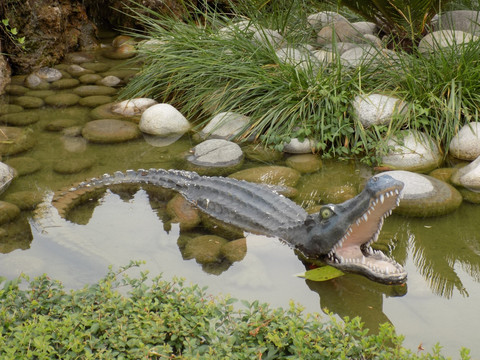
[
  {"left": 0, "top": 261, "right": 470, "bottom": 359},
  {"left": 120, "top": 0, "right": 480, "bottom": 165}
]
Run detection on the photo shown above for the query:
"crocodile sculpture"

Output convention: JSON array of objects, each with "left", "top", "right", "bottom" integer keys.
[{"left": 34, "top": 169, "right": 407, "bottom": 284}]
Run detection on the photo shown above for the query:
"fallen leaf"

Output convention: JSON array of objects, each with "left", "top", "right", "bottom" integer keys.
[{"left": 296, "top": 266, "right": 345, "bottom": 281}]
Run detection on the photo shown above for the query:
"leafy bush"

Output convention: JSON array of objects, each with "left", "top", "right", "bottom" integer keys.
[{"left": 0, "top": 262, "right": 471, "bottom": 359}]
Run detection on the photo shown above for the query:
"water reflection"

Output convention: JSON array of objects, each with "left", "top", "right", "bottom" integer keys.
[{"left": 385, "top": 205, "right": 480, "bottom": 299}]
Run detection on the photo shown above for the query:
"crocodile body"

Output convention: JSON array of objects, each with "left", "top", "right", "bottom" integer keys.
[{"left": 34, "top": 168, "right": 407, "bottom": 284}]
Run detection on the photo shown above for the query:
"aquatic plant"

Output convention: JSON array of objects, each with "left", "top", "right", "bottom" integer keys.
[{"left": 0, "top": 261, "right": 471, "bottom": 359}]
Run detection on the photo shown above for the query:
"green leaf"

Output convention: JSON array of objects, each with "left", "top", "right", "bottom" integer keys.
[
  {"left": 10, "top": 27, "right": 17, "bottom": 35},
  {"left": 2, "top": 19, "right": 9, "bottom": 26},
  {"left": 296, "top": 266, "right": 344, "bottom": 281}
]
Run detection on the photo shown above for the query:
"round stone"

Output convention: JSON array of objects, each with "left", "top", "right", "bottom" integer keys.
[
  {"left": 4, "top": 191, "right": 43, "bottom": 210},
  {"left": 112, "top": 98, "right": 158, "bottom": 117},
  {"left": 14, "top": 96, "right": 45, "bottom": 109},
  {"left": 97, "top": 75, "right": 121, "bottom": 87},
  {"left": 79, "top": 95, "right": 114, "bottom": 108},
  {"left": 64, "top": 52, "right": 96, "bottom": 64},
  {"left": 90, "top": 103, "right": 126, "bottom": 120},
  {"left": 102, "top": 44, "right": 136, "bottom": 60},
  {"left": 51, "top": 78, "right": 80, "bottom": 90},
  {"left": 451, "top": 156, "right": 480, "bottom": 191},
  {"left": 78, "top": 74, "right": 102, "bottom": 84},
  {"left": 44, "top": 119, "right": 79, "bottom": 132},
  {"left": 243, "top": 144, "right": 283, "bottom": 162},
  {"left": 0, "top": 126, "right": 36, "bottom": 155},
  {"left": 53, "top": 157, "right": 95, "bottom": 174},
  {"left": 286, "top": 154, "right": 322, "bottom": 173},
  {"left": 198, "top": 112, "right": 250, "bottom": 140},
  {"left": 4, "top": 157, "right": 41, "bottom": 176},
  {"left": 187, "top": 139, "right": 243, "bottom": 167},
  {"left": 44, "top": 93, "right": 80, "bottom": 107},
  {"left": 283, "top": 138, "right": 316, "bottom": 154},
  {"left": 24, "top": 74, "right": 49, "bottom": 90},
  {"left": 229, "top": 165, "right": 301, "bottom": 187},
  {"left": 352, "top": 94, "right": 407, "bottom": 128},
  {"left": 380, "top": 170, "right": 462, "bottom": 217},
  {"left": 0, "top": 201, "right": 20, "bottom": 225},
  {"left": 166, "top": 194, "right": 201, "bottom": 231},
  {"left": 73, "top": 85, "right": 117, "bottom": 97},
  {"left": 139, "top": 103, "right": 190, "bottom": 136},
  {"left": 34, "top": 67, "right": 63, "bottom": 82},
  {"left": 67, "top": 64, "right": 95, "bottom": 77},
  {"left": 0, "top": 104, "right": 23, "bottom": 116},
  {"left": 0, "top": 112, "right": 40, "bottom": 126},
  {"left": 82, "top": 119, "right": 141, "bottom": 143}
]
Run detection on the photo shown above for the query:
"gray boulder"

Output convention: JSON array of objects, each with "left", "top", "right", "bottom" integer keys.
[
  {"left": 451, "top": 156, "right": 480, "bottom": 191},
  {"left": 307, "top": 11, "right": 348, "bottom": 32},
  {"left": 199, "top": 112, "right": 250, "bottom": 140},
  {"left": 434, "top": 10, "right": 480, "bottom": 36},
  {"left": 317, "top": 21, "right": 367, "bottom": 46},
  {"left": 112, "top": 98, "right": 158, "bottom": 117},
  {"left": 187, "top": 139, "right": 243, "bottom": 167},
  {"left": 352, "top": 93, "right": 407, "bottom": 128},
  {"left": 449, "top": 122, "right": 480, "bottom": 160},
  {"left": 283, "top": 138, "right": 315, "bottom": 154},
  {"left": 380, "top": 130, "right": 442, "bottom": 172},
  {"left": 252, "top": 28, "right": 285, "bottom": 48},
  {"left": 418, "top": 30, "right": 478, "bottom": 53}
]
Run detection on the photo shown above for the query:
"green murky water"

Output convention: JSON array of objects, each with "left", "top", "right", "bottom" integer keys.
[{"left": 1, "top": 40, "right": 480, "bottom": 359}]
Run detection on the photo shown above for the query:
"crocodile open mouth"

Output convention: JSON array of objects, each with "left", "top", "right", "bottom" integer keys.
[{"left": 325, "top": 183, "right": 406, "bottom": 284}]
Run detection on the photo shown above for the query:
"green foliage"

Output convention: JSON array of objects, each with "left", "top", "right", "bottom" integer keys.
[
  {"left": 1, "top": 18, "right": 25, "bottom": 49},
  {"left": 298, "top": 265, "right": 345, "bottom": 281},
  {"left": 0, "top": 262, "right": 469, "bottom": 359}
]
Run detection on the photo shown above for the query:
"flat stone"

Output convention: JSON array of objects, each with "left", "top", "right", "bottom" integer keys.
[
  {"left": 199, "top": 112, "right": 250, "bottom": 140},
  {"left": 24, "top": 74, "right": 50, "bottom": 90},
  {"left": 79, "top": 95, "right": 114, "bottom": 108},
  {"left": 4, "top": 157, "right": 41, "bottom": 176},
  {"left": 352, "top": 93, "right": 407, "bottom": 128},
  {"left": 0, "top": 104, "right": 23, "bottom": 116},
  {"left": 243, "top": 144, "right": 283, "bottom": 162},
  {"left": 285, "top": 154, "right": 322, "bottom": 174},
  {"left": 34, "top": 67, "right": 62, "bottom": 82},
  {"left": 44, "top": 93, "right": 80, "bottom": 107},
  {"left": 102, "top": 44, "right": 136, "bottom": 60},
  {"left": 380, "top": 130, "right": 442, "bottom": 173},
  {"left": 0, "top": 162, "right": 15, "bottom": 195},
  {"left": 73, "top": 85, "right": 117, "bottom": 97},
  {"left": 187, "top": 139, "right": 243, "bottom": 167},
  {"left": 90, "top": 103, "right": 126, "bottom": 120},
  {"left": 451, "top": 156, "right": 480, "bottom": 191},
  {"left": 80, "top": 62, "right": 111, "bottom": 72},
  {"left": 14, "top": 96, "right": 44, "bottom": 109},
  {"left": 53, "top": 157, "right": 95, "bottom": 174},
  {"left": 82, "top": 119, "right": 141, "bottom": 143},
  {"left": 24, "top": 90, "right": 55, "bottom": 99},
  {"left": 229, "top": 165, "right": 301, "bottom": 187},
  {"left": 67, "top": 64, "right": 95, "bottom": 77},
  {"left": 5, "top": 85, "right": 28, "bottom": 96},
  {"left": 51, "top": 78, "right": 80, "bottom": 90},
  {"left": 97, "top": 75, "right": 121, "bottom": 87},
  {"left": 0, "top": 111, "right": 40, "bottom": 126},
  {"left": 139, "top": 103, "right": 190, "bottom": 136},
  {"left": 0, "top": 126, "right": 36, "bottom": 155},
  {"left": 45, "top": 119, "right": 79, "bottom": 132},
  {"left": 378, "top": 170, "right": 462, "bottom": 217},
  {"left": 78, "top": 74, "right": 103, "bottom": 84},
  {"left": 419, "top": 30, "right": 478, "bottom": 53},
  {"left": 449, "top": 122, "right": 480, "bottom": 160},
  {"left": 64, "top": 52, "right": 96, "bottom": 64}
]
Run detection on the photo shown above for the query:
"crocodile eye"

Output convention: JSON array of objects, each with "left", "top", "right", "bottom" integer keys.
[{"left": 320, "top": 206, "right": 334, "bottom": 220}]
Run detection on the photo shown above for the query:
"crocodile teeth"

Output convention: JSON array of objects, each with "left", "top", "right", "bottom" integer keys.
[{"left": 380, "top": 194, "right": 385, "bottom": 204}]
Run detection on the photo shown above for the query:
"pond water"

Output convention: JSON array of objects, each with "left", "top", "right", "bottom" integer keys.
[{"left": 1, "top": 37, "right": 480, "bottom": 359}]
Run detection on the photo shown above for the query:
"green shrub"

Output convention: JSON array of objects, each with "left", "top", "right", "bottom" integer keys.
[{"left": 0, "top": 262, "right": 471, "bottom": 359}]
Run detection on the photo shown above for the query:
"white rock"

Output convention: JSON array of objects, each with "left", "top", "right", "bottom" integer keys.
[
  {"left": 99, "top": 75, "right": 121, "bottom": 87},
  {"left": 351, "top": 21, "right": 378, "bottom": 36},
  {"left": 252, "top": 28, "right": 284, "bottom": 48},
  {"left": 418, "top": 30, "right": 478, "bottom": 53},
  {"left": 139, "top": 103, "right": 190, "bottom": 136},
  {"left": 275, "top": 47, "right": 312, "bottom": 69},
  {"left": 199, "top": 112, "right": 250, "bottom": 140},
  {"left": 449, "top": 122, "right": 480, "bottom": 160},
  {"left": 112, "top": 98, "right": 158, "bottom": 117},
  {"left": 451, "top": 156, "right": 480, "bottom": 190},
  {"left": 307, "top": 11, "right": 348, "bottom": 32},
  {"left": 0, "top": 162, "right": 15, "bottom": 194},
  {"left": 381, "top": 131, "right": 442, "bottom": 172},
  {"left": 352, "top": 94, "right": 407, "bottom": 128},
  {"left": 283, "top": 138, "right": 315, "bottom": 154},
  {"left": 381, "top": 170, "right": 434, "bottom": 199},
  {"left": 188, "top": 139, "right": 243, "bottom": 167},
  {"left": 434, "top": 10, "right": 480, "bottom": 36},
  {"left": 34, "top": 67, "right": 63, "bottom": 82}
]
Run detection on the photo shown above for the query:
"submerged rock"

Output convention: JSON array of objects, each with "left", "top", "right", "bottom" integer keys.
[
  {"left": 0, "top": 201, "right": 20, "bottom": 225},
  {"left": 380, "top": 170, "right": 462, "bottom": 217},
  {"left": 112, "top": 98, "right": 158, "bottom": 117},
  {"left": 183, "top": 235, "right": 228, "bottom": 264},
  {"left": 14, "top": 96, "right": 45, "bottom": 109},
  {"left": 78, "top": 95, "right": 113, "bottom": 108},
  {"left": 166, "top": 194, "right": 201, "bottom": 231},
  {"left": 0, "top": 112, "right": 40, "bottom": 126},
  {"left": 0, "top": 104, "right": 23, "bottom": 116},
  {"left": 4, "top": 191, "right": 43, "bottom": 210},
  {"left": 82, "top": 119, "right": 141, "bottom": 143},
  {"left": 220, "top": 238, "right": 247, "bottom": 263},
  {"left": 243, "top": 144, "right": 283, "bottom": 162},
  {"left": 286, "top": 154, "right": 322, "bottom": 174},
  {"left": 73, "top": 85, "right": 117, "bottom": 97},
  {"left": 44, "top": 93, "right": 80, "bottom": 107},
  {"left": 4, "top": 157, "right": 41, "bottom": 176},
  {"left": 45, "top": 119, "right": 79, "bottom": 132},
  {"left": 34, "top": 67, "right": 63, "bottom": 82},
  {"left": 53, "top": 157, "right": 94, "bottom": 174},
  {"left": 229, "top": 165, "right": 301, "bottom": 187},
  {"left": 0, "top": 162, "right": 15, "bottom": 195},
  {"left": 0, "top": 126, "right": 36, "bottom": 155},
  {"left": 51, "top": 78, "right": 80, "bottom": 90}
]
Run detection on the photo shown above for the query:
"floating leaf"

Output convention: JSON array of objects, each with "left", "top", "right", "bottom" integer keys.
[
  {"left": 296, "top": 266, "right": 344, "bottom": 281},
  {"left": 2, "top": 19, "right": 9, "bottom": 26}
]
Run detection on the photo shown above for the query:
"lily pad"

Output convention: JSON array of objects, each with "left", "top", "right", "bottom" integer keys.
[{"left": 297, "top": 266, "right": 344, "bottom": 281}]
